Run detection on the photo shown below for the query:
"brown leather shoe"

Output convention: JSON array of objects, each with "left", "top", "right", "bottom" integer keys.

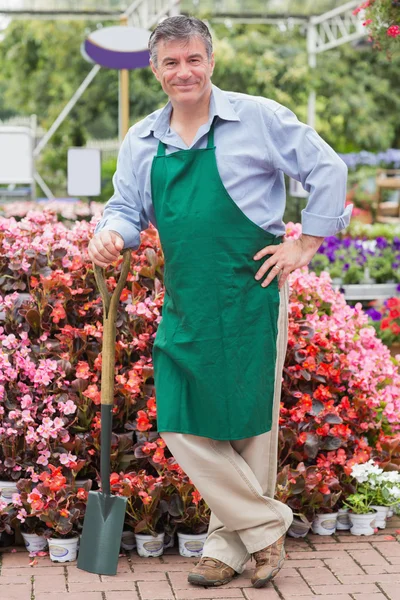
[
  {"left": 250, "top": 534, "right": 286, "bottom": 588},
  {"left": 188, "top": 556, "right": 237, "bottom": 587}
]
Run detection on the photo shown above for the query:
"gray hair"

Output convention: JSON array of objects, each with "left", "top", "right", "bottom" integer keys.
[{"left": 148, "top": 16, "right": 213, "bottom": 67}]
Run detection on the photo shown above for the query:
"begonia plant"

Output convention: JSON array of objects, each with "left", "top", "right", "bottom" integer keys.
[{"left": 1, "top": 212, "right": 400, "bottom": 538}]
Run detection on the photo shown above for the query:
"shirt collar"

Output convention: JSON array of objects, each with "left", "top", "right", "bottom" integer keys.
[{"left": 136, "top": 84, "right": 240, "bottom": 139}]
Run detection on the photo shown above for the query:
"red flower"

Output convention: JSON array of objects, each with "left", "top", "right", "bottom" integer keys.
[
  {"left": 330, "top": 424, "right": 351, "bottom": 438},
  {"left": 77, "top": 488, "right": 88, "bottom": 500},
  {"left": 316, "top": 423, "right": 330, "bottom": 436},
  {"left": 110, "top": 473, "right": 120, "bottom": 486},
  {"left": 387, "top": 25, "right": 400, "bottom": 38},
  {"left": 313, "top": 385, "right": 332, "bottom": 401},
  {"left": 387, "top": 298, "right": 399, "bottom": 309},
  {"left": 391, "top": 323, "right": 400, "bottom": 335},
  {"left": 136, "top": 410, "right": 152, "bottom": 432},
  {"left": 39, "top": 465, "right": 66, "bottom": 492},
  {"left": 152, "top": 448, "right": 165, "bottom": 464},
  {"left": 298, "top": 432, "right": 308, "bottom": 444},
  {"left": 192, "top": 490, "right": 202, "bottom": 505}
]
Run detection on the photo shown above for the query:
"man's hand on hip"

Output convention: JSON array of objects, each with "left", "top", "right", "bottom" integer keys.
[
  {"left": 88, "top": 230, "right": 124, "bottom": 267},
  {"left": 253, "top": 234, "right": 324, "bottom": 290}
]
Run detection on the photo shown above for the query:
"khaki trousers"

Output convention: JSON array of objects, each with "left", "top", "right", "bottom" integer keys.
[{"left": 160, "top": 281, "right": 293, "bottom": 574}]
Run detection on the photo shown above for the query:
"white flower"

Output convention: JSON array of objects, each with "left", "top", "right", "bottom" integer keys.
[
  {"left": 379, "top": 472, "right": 400, "bottom": 484},
  {"left": 351, "top": 460, "right": 383, "bottom": 483}
]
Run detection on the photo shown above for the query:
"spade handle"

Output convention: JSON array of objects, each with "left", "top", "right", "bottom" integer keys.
[{"left": 93, "top": 249, "right": 132, "bottom": 407}]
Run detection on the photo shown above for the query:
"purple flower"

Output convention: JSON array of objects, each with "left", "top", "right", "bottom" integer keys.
[
  {"left": 376, "top": 237, "right": 388, "bottom": 249},
  {"left": 338, "top": 148, "right": 400, "bottom": 169},
  {"left": 365, "top": 308, "right": 382, "bottom": 322}
]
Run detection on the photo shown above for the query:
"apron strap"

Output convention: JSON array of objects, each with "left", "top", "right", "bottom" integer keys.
[
  {"left": 157, "top": 140, "right": 166, "bottom": 157},
  {"left": 207, "top": 119, "right": 216, "bottom": 148},
  {"left": 157, "top": 119, "right": 216, "bottom": 155}
]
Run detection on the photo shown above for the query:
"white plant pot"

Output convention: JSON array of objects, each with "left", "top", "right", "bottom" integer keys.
[
  {"left": 311, "top": 512, "right": 338, "bottom": 535},
  {"left": 120, "top": 529, "right": 136, "bottom": 551},
  {"left": 48, "top": 536, "right": 80, "bottom": 562},
  {"left": 336, "top": 507, "right": 351, "bottom": 531},
  {"left": 21, "top": 532, "right": 48, "bottom": 552},
  {"left": 349, "top": 512, "right": 376, "bottom": 536},
  {"left": 370, "top": 505, "right": 389, "bottom": 529},
  {"left": 135, "top": 532, "right": 164, "bottom": 557},
  {"left": 287, "top": 517, "right": 312, "bottom": 538},
  {"left": 177, "top": 531, "right": 207, "bottom": 557},
  {"left": 0, "top": 480, "right": 18, "bottom": 504}
]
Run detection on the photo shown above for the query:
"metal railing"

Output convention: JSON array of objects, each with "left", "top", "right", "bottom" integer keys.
[{"left": 86, "top": 138, "right": 120, "bottom": 160}]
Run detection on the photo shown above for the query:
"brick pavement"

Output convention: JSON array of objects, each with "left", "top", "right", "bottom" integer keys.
[{"left": 1, "top": 516, "right": 399, "bottom": 600}]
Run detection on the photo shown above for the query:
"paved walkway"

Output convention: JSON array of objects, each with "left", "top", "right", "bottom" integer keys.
[{"left": 1, "top": 516, "right": 400, "bottom": 600}]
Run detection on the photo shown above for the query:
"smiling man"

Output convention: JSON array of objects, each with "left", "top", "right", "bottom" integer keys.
[{"left": 89, "top": 16, "right": 351, "bottom": 589}]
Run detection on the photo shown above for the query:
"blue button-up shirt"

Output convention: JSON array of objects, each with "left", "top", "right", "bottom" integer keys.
[{"left": 95, "top": 84, "right": 352, "bottom": 249}]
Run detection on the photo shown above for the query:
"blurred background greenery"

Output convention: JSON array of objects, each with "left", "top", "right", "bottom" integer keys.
[{"left": 0, "top": 8, "right": 399, "bottom": 203}]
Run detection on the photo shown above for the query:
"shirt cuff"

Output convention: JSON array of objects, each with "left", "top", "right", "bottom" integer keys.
[
  {"left": 94, "top": 218, "right": 141, "bottom": 250},
  {"left": 301, "top": 204, "right": 353, "bottom": 237}
]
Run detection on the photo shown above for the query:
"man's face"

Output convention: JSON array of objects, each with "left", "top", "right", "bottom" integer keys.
[{"left": 150, "top": 36, "right": 214, "bottom": 106}]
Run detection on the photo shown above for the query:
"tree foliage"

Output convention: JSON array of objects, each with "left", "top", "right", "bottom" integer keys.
[{"left": 0, "top": 19, "right": 399, "bottom": 194}]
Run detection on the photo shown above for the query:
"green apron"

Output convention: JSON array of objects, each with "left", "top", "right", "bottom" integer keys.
[{"left": 151, "top": 121, "right": 282, "bottom": 440}]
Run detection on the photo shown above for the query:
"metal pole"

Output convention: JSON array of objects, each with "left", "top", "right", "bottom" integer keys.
[
  {"left": 34, "top": 170, "right": 55, "bottom": 200},
  {"left": 307, "top": 23, "right": 317, "bottom": 128},
  {"left": 30, "top": 113, "right": 37, "bottom": 201},
  {"left": 119, "top": 15, "right": 130, "bottom": 141},
  {"left": 34, "top": 64, "right": 101, "bottom": 157}
]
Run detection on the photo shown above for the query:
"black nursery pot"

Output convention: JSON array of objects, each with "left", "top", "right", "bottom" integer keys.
[{"left": 0, "top": 530, "right": 15, "bottom": 548}]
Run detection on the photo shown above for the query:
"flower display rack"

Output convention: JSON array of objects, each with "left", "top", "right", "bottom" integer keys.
[{"left": 341, "top": 283, "right": 399, "bottom": 301}]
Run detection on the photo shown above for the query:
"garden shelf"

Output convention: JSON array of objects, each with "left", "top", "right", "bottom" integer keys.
[{"left": 339, "top": 283, "right": 399, "bottom": 301}]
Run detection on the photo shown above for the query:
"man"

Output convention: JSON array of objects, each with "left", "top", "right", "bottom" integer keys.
[{"left": 89, "top": 16, "right": 351, "bottom": 589}]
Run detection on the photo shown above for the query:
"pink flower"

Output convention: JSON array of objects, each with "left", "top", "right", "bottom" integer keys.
[
  {"left": 285, "top": 222, "right": 302, "bottom": 240},
  {"left": 17, "top": 508, "right": 28, "bottom": 523},
  {"left": 58, "top": 400, "right": 77, "bottom": 415},
  {"left": 20, "top": 395, "right": 33, "bottom": 409},
  {"left": 59, "top": 452, "right": 77, "bottom": 467},
  {"left": 75, "top": 361, "right": 91, "bottom": 380},
  {"left": 1, "top": 334, "right": 18, "bottom": 349},
  {"left": 25, "top": 467, "right": 40, "bottom": 483}
]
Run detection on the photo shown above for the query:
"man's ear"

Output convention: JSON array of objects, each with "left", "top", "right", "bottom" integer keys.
[
  {"left": 150, "top": 59, "right": 160, "bottom": 81},
  {"left": 210, "top": 52, "right": 215, "bottom": 77}
]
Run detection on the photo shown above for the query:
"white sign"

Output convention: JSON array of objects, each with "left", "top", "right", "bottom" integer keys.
[
  {"left": 67, "top": 148, "right": 101, "bottom": 196},
  {"left": 0, "top": 127, "right": 34, "bottom": 184},
  {"left": 289, "top": 177, "right": 309, "bottom": 198}
]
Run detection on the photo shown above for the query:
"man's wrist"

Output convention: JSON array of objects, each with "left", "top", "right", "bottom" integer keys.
[{"left": 298, "top": 234, "right": 325, "bottom": 261}]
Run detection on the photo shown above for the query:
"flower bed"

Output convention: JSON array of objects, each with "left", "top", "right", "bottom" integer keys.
[
  {"left": 0, "top": 200, "right": 104, "bottom": 223},
  {"left": 0, "top": 211, "right": 399, "bottom": 542},
  {"left": 366, "top": 296, "right": 400, "bottom": 349},
  {"left": 309, "top": 235, "right": 400, "bottom": 285}
]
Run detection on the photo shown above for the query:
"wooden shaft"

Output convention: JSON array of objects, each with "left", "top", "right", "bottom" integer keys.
[
  {"left": 120, "top": 69, "right": 130, "bottom": 139},
  {"left": 94, "top": 250, "right": 131, "bottom": 407}
]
